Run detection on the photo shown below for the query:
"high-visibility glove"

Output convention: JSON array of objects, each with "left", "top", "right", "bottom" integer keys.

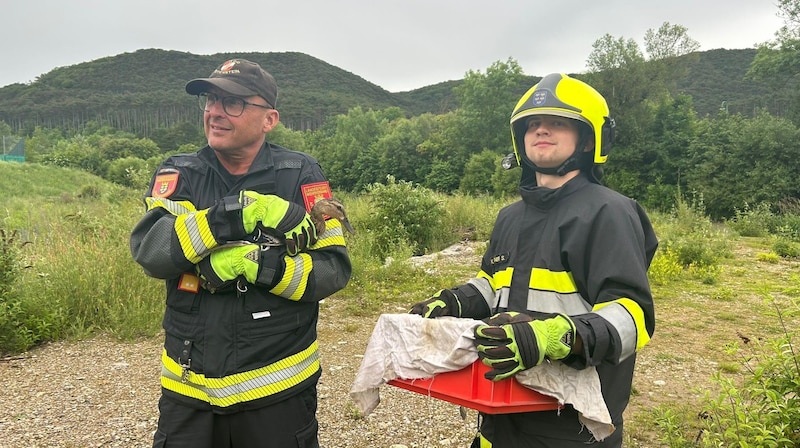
[
  {"left": 481, "top": 311, "right": 533, "bottom": 326},
  {"left": 474, "top": 314, "right": 576, "bottom": 381},
  {"left": 239, "top": 191, "right": 317, "bottom": 255},
  {"left": 409, "top": 289, "right": 462, "bottom": 318},
  {"left": 197, "top": 244, "right": 260, "bottom": 292}
]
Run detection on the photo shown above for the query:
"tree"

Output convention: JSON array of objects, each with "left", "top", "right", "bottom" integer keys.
[
  {"left": 585, "top": 23, "right": 700, "bottom": 203},
  {"left": 419, "top": 59, "right": 527, "bottom": 193},
  {"left": 375, "top": 114, "right": 438, "bottom": 185},
  {"left": 459, "top": 150, "right": 499, "bottom": 195},
  {"left": 308, "top": 107, "right": 397, "bottom": 192},
  {"left": 747, "top": 0, "right": 800, "bottom": 122},
  {"left": 453, "top": 58, "right": 526, "bottom": 155},
  {"left": 685, "top": 111, "right": 800, "bottom": 219},
  {"left": 644, "top": 22, "right": 700, "bottom": 61}
]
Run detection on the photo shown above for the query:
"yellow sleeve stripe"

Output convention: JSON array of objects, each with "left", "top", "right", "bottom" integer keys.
[
  {"left": 174, "top": 209, "right": 218, "bottom": 263},
  {"left": 529, "top": 268, "right": 578, "bottom": 293},
  {"left": 594, "top": 298, "right": 651, "bottom": 351},
  {"left": 483, "top": 267, "right": 513, "bottom": 289},
  {"left": 145, "top": 197, "right": 197, "bottom": 215},
  {"left": 309, "top": 219, "right": 347, "bottom": 249},
  {"left": 270, "top": 253, "right": 312, "bottom": 301}
]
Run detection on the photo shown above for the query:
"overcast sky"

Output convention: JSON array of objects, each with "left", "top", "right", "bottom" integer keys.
[{"left": 1, "top": 0, "right": 784, "bottom": 92}]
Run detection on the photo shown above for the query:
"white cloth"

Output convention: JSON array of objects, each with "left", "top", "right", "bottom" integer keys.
[{"left": 349, "top": 313, "right": 615, "bottom": 440}]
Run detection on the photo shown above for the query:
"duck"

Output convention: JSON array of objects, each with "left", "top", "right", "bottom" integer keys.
[{"left": 310, "top": 198, "right": 356, "bottom": 235}]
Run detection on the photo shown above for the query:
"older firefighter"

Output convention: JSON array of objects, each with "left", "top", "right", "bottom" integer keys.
[
  {"left": 130, "top": 58, "right": 351, "bottom": 448},
  {"left": 409, "top": 73, "right": 657, "bottom": 447}
]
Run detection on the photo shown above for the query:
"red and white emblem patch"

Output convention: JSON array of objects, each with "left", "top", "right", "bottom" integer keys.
[
  {"left": 300, "top": 181, "right": 333, "bottom": 212},
  {"left": 152, "top": 172, "right": 179, "bottom": 198}
]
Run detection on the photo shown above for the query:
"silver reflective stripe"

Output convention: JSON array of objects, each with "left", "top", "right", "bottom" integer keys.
[
  {"left": 161, "top": 350, "right": 320, "bottom": 401},
  {"left": 146, "top": 197, "right": 194, "bottom": 215},
  {"left": 594, "top": 303, "right": 637, "bottom": 361},
  {"left": 182, "top": 212, "right": 210, "bottom": 257},
  {"left": 527, "top": 290, "right": 592, "bottom": 315},
  {"left": 467, "top": 277, "right": 497, "bottom": 311},
  {"left": 280, "top": 255, "right": 309, "bottom": 298},
  {"left": 496, "top": 287, "right": 510, "bottom": 309}
]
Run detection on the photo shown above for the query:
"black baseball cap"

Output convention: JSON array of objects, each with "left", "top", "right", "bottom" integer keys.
[{"left": 185, "top": 59, "right": 278, "bottom": 108}]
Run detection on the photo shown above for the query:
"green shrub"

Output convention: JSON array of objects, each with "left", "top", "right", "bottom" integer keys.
[
  {"left": 773, "top": 237, "right": 800, "bottom": 258},
  {"left": 728, "top": 202, "right": 775, "bottom": 237},
  {"left": 657, "top": 193, "right": 732, "bottom": 269},
  {"left": 648, "top": 247, "right": 684, "bottom": 286},
  {"left": 0, "top": 229, "right": 63, "bottom": 355},
  {"left": 657, "top": 297, "right": 800, "bottom": 447},
  {"left": 699, "top": 335, "right": 800, "bottom": 447},
  {"left": 362, "top": 176, "right": 446, "bottom": 258}
]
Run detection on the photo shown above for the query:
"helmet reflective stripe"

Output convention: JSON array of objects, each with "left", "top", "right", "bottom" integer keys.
[{"left": 510, "top": 73, "right": 612, "bottom": 170}]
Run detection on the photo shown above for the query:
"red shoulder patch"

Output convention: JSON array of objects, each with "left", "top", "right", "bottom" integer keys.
[
  {"left": 301, "top": 181, "right": 333, "bottom": 212},
  {"left": 152, "top": 172, "right": 179, "bottom": 198}
]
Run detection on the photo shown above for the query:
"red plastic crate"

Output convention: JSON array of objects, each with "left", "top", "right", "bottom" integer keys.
[{"left": 387, "top": 360, "right": 560, "bottom": 414}]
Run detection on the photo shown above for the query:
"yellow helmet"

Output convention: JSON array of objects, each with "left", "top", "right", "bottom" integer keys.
[{"left": 510, "top": 73, "right": 615, "bottom": 174}]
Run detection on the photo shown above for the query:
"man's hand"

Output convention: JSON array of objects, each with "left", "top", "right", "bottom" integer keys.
[
  {"left": 409, "top": 289, "right": 463, "bottom": 318},
  {"left": 474, "top": 314, "right": 576, "bottom": 381},
  {"left": 240, "top": 191, "right": 317, "bottom": 255},
  {"left": 197, "top": 244, "right": 260, "bottom": 292}
]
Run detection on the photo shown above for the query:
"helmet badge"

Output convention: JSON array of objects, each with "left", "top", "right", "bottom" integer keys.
[{"left": 532, "top": 90, "right": 548, "bottom": 106}]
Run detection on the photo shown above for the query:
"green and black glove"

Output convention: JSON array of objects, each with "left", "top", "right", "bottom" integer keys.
[
  {"left": 196, "top": 244, "right": 261, "bottom": 292},
  {"left": 474, "top": 313, "right": 576, "bottom": 381},
  {"left": 409, "top": 289, "right": 462, "bottom": 318},
  {"left": 239, "top": 191, "right": 317, "bottom": 256}
]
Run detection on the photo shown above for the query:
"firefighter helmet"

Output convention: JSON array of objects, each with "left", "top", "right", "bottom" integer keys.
[{"left": 510, "top": 73, "right": 614, "bottom": 173}]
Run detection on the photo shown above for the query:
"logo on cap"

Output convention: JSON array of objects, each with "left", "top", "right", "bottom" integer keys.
[{"left": 219, "top": 60, "right": 237, "bottom": 72}]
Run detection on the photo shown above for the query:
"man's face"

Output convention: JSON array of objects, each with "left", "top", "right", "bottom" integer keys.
[
  {"left": 523, "top": 115, "right": 582, "bottom": 169},
  {"left": 202, "top": 88, "right": 277, "bottom": 153}
]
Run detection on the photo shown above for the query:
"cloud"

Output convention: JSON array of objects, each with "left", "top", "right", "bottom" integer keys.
[{"left": 0, "top": 0, "right": 784, "bottom": 91}]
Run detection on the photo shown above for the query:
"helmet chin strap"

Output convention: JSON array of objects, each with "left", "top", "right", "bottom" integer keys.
[
  {"left": 529, "top": 132, "right": 591, "bottom": 177},
  {"left": 532, "top": 152, "right": 583, "bottom": 176}
]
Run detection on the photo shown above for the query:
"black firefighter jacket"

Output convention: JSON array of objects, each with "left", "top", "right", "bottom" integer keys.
[
  {"left": 455, "top": 173, "right": 657, "bottom": 440},
  {"left": 130, "top": 143, "right": 351, "bottom": 414}
]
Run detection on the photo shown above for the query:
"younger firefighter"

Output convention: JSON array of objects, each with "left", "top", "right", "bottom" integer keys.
[{"left": 409, "top": 73, "right": 657, "bottom": 447}]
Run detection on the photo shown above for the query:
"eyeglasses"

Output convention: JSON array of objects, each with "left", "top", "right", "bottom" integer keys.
[{"left": 198, "top": 92, "right": 272, "bottom": 117}]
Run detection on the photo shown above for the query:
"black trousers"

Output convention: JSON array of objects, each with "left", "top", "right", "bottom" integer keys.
[
  {"left": 475, "top": 410, "right": 623, "bottom": 448},
  {"left": 152, "top": 386, "right": 319, "bottom": 448}
]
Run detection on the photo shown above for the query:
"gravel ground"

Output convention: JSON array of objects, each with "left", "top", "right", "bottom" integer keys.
[
  {"left": 0, "top": 244, "right": 484, "bottom": 448},
  {"left": 0, "top": 307, "right": 480, "bottom": 448}
]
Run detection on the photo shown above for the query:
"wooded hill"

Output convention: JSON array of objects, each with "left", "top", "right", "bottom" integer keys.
[{"left": 0, "top": 48, "right": 787, "bottom": 136}]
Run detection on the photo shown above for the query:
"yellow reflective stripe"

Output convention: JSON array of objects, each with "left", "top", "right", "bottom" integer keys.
[
  {"left": 476, "top": 270, "right": 495, "bottom": 290},
  {"left": 310, "top": 219, "right": 347, "bottom": 249},
  {"left": 145, "top": 197, "right": 197, "bottom": 215},
  {"left": 160, "top": 341, "right": 320, "bottom": 407},
  {"left": 593, "top": 298, "right": 651, "bottom": 351},
  {"left": 529, "top": 268, "right": 577, "bottom": 293},
  {"left": 174, "top": 209, "right": 217, "bottom": 263},
  {"left": 490, "top": 267, "right": 513, "bottom": 289},
  {"left": 270, "top": 253, "right": 312, "bottom": 301}
]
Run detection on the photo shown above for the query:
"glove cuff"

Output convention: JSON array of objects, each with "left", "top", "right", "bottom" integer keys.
[
  {"left": 255, "top": 246, "right": 286, "bottom": 288},
  {"left": 198, "top": 254, "right": 233, "bottom": 293},
  {"left": 207, "top": 195, "right": 247, "bottom": 242}
]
